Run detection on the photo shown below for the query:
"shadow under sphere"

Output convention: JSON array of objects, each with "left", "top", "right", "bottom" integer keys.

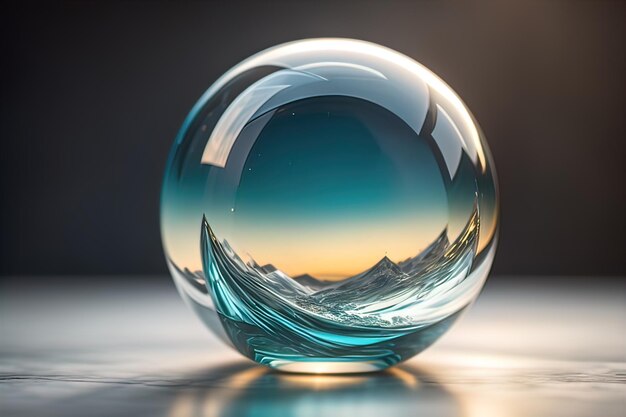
[{"left": 167, "top": 362, "right": 462, "bottom": 417}]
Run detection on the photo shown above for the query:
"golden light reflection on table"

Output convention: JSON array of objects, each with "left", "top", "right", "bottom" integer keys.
[
  {"left": 167, "top": 362, "right": 462, "bottom": 417},
  {"left": 165, "top": 345, "right": 625, "bottom": 417}
]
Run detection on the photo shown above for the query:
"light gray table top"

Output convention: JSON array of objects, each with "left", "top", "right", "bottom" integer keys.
[{"left": 1, "top": 277, "right": 624, "bottom": 417}]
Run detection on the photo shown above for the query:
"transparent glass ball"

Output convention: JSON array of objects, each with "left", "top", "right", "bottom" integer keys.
[{"left": 161, "top": 39, "right": 498, "bottom": 373}]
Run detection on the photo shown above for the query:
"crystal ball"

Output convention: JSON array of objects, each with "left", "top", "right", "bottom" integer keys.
[{"left": 161, "top": 39, "right": 498, "bottom": 373}]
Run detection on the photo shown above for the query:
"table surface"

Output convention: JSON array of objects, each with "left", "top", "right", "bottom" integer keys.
[{"left": 1, "top": 277, "right": 624, "bottom": 417}]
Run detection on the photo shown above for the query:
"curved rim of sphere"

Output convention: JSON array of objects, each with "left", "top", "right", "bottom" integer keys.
[{"left": 179, "top": 38, "right": 490, "bottom": 172}]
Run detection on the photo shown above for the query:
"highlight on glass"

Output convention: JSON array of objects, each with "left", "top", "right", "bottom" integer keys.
[{"left": 161, "top": 38, "right": 499, "bottom": 373}]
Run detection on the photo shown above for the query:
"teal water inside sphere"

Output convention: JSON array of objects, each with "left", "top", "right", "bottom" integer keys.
[{"left": 161, "top": 39, "right": 498, "bottom": 373}]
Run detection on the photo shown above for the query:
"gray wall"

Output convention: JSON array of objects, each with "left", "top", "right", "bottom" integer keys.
[{"left": 1, "top": 1, "right": 624, "bottom": 277}]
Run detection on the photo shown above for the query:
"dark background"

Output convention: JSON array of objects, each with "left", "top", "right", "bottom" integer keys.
[{"left": 1, "top": 1, "right": 624, "bottom": 279}]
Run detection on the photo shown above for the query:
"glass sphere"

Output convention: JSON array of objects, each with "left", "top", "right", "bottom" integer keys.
[{"left": 161, "top": 39, "right": 498, "bottom": 373}]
